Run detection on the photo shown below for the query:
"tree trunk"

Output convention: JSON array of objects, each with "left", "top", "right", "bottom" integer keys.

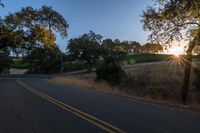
[
  {"left": 181, "top": 41, "right": 196, "bottom": 104},
  {"left": 87, "top": 59, "right": 92, "bottom": 72},
  {"left": 181, "top": 54, "right": 192, "bottom": 104},
  {"left": 60, "top": 51, "right": 63, "bottom": 73}
]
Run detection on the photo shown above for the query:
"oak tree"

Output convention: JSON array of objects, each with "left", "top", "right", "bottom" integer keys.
[
  {"left": 67, "top": 31, "right": 102, "bottom": 71},
  {"left": 142, "top": 0, "right": 200, "bottom": 104},
  {"left": 3, "top": 6, "right": 69, "bottom": 73}
]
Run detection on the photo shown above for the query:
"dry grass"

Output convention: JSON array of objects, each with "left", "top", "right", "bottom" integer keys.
[
  {"left": 123, "top": 60, "right": 200, "bottom": 103},
  {"left": 124, "top": 62, "right": 183, "bottom": 101},
  {"left": 50, "top": 59, "right": 200, "bottom": 111},
  {"left": 50, "top": 75, "right": 124, "bottom": 95}
]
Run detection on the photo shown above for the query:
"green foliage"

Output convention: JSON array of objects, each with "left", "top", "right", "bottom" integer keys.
[
  {"left": 10, "top": 58, "right": 29, "bottom": 69},
  {"left": 96, "top": 57, "right": 125, "bottom": 85},
  {"left": 101, "top": 39, "right": 129, "bottom": 58},
  {"left": 67, "top": 31, "right": 102, "bottom": 71},
  {"left": 127, "top": 54, "right": 169, "bottom": 63},
  {"left": 104, "top": 56, "right": 116, "bottom": 65},
  {"left": 142, "top": 0, "right": 200, "bottom": 104},
  {"left": 0, "top": 20, "right": 24, "bottom": 51},
  {"left": 63, "top": 62, "right": 86, "bottom": 72},
  {"left": 4, "top": 6, "right": 68, "bottom": 39},
  {"left": 127, "top": 59, "right": 136, "bottom": 65},
  {"left": 101, "top": 39, "right": 163, "bottom": 56},
  {"left": 143, "top": 43, "right": 163, "bottom": 54},
  {"left": 1, "top": 6, "right": 69, "bottom": 74},
  {"left": 117, "top": 54, "right": 169, "bottom": 65},
  {"left": 38, "top": 6, "right": 69, "bottom": 38},
  {"left": 25, "top": 45, "right": 61, "bottom": 74},
  {"left": 142, "top": 0, "right": 200, "bottom": 44}
]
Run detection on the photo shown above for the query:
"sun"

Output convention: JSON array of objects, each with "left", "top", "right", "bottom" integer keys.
[
  {"left": 167, "top": 47, "right": 183, "bottom": 57},
  {"left": 174, "top": 52, "right": 180, "bottom": 57}
]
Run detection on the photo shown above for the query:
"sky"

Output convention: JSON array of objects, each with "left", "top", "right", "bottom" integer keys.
[{"left": 0, "top": 0, "right": 153, "bottom": 52}]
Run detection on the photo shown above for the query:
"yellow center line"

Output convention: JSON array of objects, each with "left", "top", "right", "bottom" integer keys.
[{"left": 16, "top": 80, "right": 127, "bottom": 133}]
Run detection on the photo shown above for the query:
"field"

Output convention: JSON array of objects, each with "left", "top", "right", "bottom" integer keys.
[
  {"left": 10, "top": 54, "right": 171, "bottom": 70},
  {"left": 119, "top": 54, "right": 171, "bottom": 64},
  {"left": 10, "top": 58, "right": 29, "bottom": 69},
  {"left": 50, "top": 59, "right": 200, "bottom": 110}
]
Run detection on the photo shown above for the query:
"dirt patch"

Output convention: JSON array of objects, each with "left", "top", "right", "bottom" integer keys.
[{"left": 9, "top": 69, "right": 28, "bottom": 74}]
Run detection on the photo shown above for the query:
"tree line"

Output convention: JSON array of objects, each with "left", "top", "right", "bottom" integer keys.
[
  {"left": 1, "top": 0, "right": 200, "bottom": 104},
  {"left": 67, "top": 31, "right": 163, "bottom": 70},
  {"left": 0, "top": 5, "right": 163, "bottom": 74}
]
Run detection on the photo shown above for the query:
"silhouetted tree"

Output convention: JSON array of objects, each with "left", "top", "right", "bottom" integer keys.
[
  {"left": 67, "top": 31, "right": 102, "bottom": 71},
  {"left": 142, "top": 0, "right": 200, "bottom": 104},
  {"left": 3, "top": 6, "right": 69, "bottom": 73},
  {"left": 38, "top": 6, "right": 69, "bottom": 37},
  {"left": 143, "top": 43, "right": 163, "bottom": 54},
  {"left": 113, "top": 39, "right": 127, "bottom": 57},
  {"left": 130, "top": 41, "right": 143, "bottom": 53},
  {"left": 102, "top": 39, "right": 117, "bottom": 57},
  {"left": 0, "top": 20, "right": 24, "bottom": 51},
  {"left": 0, "top": 19, "right": 24, "bottom": 74}
]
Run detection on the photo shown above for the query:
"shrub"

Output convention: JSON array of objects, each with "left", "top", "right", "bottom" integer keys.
[
  {"left": 10, "top": 59, "right": 29, "bottom": 69},
  {"left": 104, "top": 56, "right": 116, "bottom": 65},
  {"left": 25, "top": 46, "right": 62, "bottom": 74},
  {"left": 63, "top": 62, "right": 86, "bottom": 72},
  {"left": 128, "top": 58, "right": 136, "bottom": 64},
  {"left": 96, "top": 57, "right": 125, "bottom": 85}
]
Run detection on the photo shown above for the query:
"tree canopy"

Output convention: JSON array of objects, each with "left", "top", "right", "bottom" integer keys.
[
  {"left": 0, "top": 6, "right": 69, "bottom": 74},
  {"left": 142, "top": 0, "right": 200, "bottom": 104},
  {"left": 142, "top": 0, "right": 200, "bottom": 51},
  {"left": 67, "top": 31, "right": 102, "bottom": 71},
  {"left": 143, "top": 43, "right": 163, "bottom": 53},
  {"left": 4, "top": 6, "right": 68, "bottom": 49}
]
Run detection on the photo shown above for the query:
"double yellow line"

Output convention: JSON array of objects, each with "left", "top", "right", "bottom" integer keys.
[{"left": 16, "top": 80, "right": 126, "bottom": 133}]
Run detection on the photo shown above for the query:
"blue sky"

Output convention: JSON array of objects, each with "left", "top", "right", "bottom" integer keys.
[{"left": 0, "top": 0, "right": 152, "bottom": 52}]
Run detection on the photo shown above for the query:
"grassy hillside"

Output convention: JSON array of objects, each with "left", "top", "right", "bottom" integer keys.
[{"left": 118, "top": 54, "right": 171, "bottom": 65}]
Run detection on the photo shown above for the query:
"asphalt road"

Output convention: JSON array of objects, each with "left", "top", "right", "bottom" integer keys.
[{"left": 0, "top": 76, "right": 200, "bottom": 133}]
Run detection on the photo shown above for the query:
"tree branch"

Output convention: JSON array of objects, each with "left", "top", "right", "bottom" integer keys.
[{"left": 176, "top": 22, "right": 200, "bottom": 27}]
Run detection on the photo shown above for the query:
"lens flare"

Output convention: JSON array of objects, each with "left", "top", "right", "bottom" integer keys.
[{"left": 168, "top": 47, "right": 182, "bottom": 57}]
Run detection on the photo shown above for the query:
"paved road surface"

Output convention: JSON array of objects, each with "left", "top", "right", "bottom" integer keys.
[{"left": 0, "top": 76, "right": 200, "bottom": 133}]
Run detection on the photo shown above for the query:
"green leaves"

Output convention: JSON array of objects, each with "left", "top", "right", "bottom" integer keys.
[
  {"left": 67, "top": 31, "right": 102, "bottom": 71},
  {"left": 142, "top": 0, "right": 200, "bottom": 44},
  {"left": 4, "top": 6, "right": 68, "bottom": 39},
  {"left": 38, "top": 6, "right": 69, "bottom": 38},
  {"left": 1, "top": 6, "right": 69, "bottom": 74}
]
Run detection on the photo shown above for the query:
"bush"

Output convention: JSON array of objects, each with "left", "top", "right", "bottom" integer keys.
[
  {"left": 128, "top": 59, "right": 136, "bottom": 64},
  {"left": 25, "top": 46, "right": 62, "bottom": 74},
  {"left": 96, "top": 57, "right": 125, "bottom": 85},
  {"left": 10, "top": 59, "right": 29, "bottom": 69},
  {"left": 63, "top": 62, "right": 86, "bottom": 72}
]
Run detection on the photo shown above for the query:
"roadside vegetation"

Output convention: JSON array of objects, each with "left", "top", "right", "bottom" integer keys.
[
  {"left": 0, "top": 5, "right": 68, "bottom": 74},
  {"left": 50, "top": 60, "right": 200, "bottom": 110},
  {"left": 1, "top": 0, "right": 200, "bottom": 107}
]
